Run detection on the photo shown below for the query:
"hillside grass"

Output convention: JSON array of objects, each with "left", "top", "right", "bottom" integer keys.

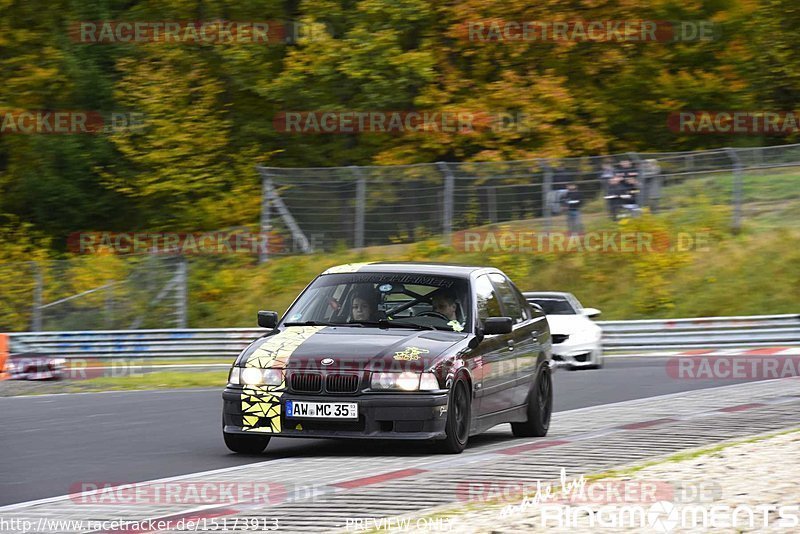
[{"left": 187, "top": 192, "right": 800, "bottom": 326}]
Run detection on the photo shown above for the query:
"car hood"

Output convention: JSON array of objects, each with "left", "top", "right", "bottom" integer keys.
[
  {"left": 244, "top": 325, "right": 467, "bottom": 372},
  {"left": 545, "top": 314, "right": 600, "bottom": 336}
]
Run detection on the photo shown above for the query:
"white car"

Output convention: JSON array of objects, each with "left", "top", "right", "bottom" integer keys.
[{"left": 524, "top": 292, "right": 603, "bottom": 369}]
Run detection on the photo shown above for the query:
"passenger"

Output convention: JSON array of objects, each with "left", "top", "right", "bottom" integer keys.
[{"left": 350, "top": 287, "right": 379, "bottom": 322}]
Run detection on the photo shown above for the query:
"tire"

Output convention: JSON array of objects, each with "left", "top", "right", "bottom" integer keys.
[
  {"left": 511, "top": 363, "right": 553, "bottom": 438},
  {"left": 436, "top": 379, "right": 471, "bottom": 454},
  {"left": 223, "top": 431, "right": 271, "bottom": 454}
]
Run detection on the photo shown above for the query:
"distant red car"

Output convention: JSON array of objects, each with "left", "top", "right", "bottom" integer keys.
[{"left": 5, "top": 339, "right": 66, "bottom": 380}]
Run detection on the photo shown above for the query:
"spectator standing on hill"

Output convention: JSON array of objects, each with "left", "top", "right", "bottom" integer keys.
[
  {"left": 562, "top": 183, "right": 583, "bottom": 234},
  {"left": 606, "top": 174, "right": 625, "bottom": 220},
  {"left": 617, "top": 159, "right": 640, "bottom": 205},
  {"left": 600, "top": 159, "right": 615, "bottom": 218}
]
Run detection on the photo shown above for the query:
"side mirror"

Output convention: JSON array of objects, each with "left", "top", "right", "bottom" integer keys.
[
  {"left": 483, "top": 317, "right": 513, "bottom": 335},
  {"left": 257, "top": 310, "right": 279, "bottom": 329},
  {"left": 583, "top": 307, "right": 601, "bottom": 318}
]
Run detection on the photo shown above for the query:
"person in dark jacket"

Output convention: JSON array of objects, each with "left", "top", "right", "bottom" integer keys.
[
  {"left": 606, "top": 174, "right": 625, "bottom": 220},
  {"left": 562, "top": 183, "right": 583, "bottom": 234},
  {"left": 600, "top": 159, "right": 615, "bottom": 218},
  {"left": 617, "top": 159, "right": 641, "bottom": 206}
]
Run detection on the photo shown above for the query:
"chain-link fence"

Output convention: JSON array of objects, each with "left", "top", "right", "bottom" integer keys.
[
  {"left": 4, "top": 143, "right": 799, "bottom": 332},
  {"left": 257, "top": 143, "right": 800, "bottom": 258},
  {"left": 0, "top": 256, "right": 187, "bottom": 332}
]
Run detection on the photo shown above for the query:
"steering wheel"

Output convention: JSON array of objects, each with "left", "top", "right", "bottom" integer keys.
[{"left": 417, "top": 310, "right": 450, "bottom": 321}]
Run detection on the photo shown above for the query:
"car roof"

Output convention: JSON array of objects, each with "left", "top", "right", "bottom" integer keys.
[
  {"left": 321, "top": 262, "right": 494, "bottom": 278},
  {"left": 523, "top": 291, "right": 573, "bottom": 298}
]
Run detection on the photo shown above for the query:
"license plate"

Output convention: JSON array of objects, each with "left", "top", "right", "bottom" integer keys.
[{"left": 285, "top": 400, "right": 358, "bottom": 419}]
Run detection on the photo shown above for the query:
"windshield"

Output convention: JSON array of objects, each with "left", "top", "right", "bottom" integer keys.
[
  {"left": 529, "top": 296, "right": 577, "bottom": 315},
  {"left": 283, "top": 272, "right": 471, "bottom": 333}
]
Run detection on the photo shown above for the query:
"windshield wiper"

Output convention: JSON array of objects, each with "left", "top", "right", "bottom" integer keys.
[{"left": 349, "top": 319, "right": 435, "bottom": 331}]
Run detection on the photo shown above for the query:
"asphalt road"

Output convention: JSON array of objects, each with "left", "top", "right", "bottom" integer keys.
[{"left": 0, "top": 355, "right": 770, "bottom": 507}]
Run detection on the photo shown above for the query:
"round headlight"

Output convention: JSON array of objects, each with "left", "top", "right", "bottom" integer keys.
[
  {"left": 240, "top": 367, "right": 264, "bottom": 385},
  {"left": 262, "top": 368, "right": 284, "bottom": 386},
  {"left": 375, "top": 372, "right": 396, "bottom": 389},
  {"left": 396, "top": 372, "right": 421, "bottom": 391}
]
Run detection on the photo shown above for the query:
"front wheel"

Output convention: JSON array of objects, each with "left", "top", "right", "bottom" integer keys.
[
  {"left": 511, "top": 363, "right": 553, "bottom": 438},
  {"left": 436, "top": 379, "right": 471, "bottom": 454},
  {"left": 223, "top": 431, "right": 271, "bottom": 454}
]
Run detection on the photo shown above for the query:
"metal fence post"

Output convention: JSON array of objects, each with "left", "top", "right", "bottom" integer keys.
[
  {"left": 437, "top": 162, "right": 454, "bottom": 244},
  {"left": 105, "top": 282, "right": 114, "bottom": 329},
  {"left": 31, "top": 262, "right": 43, "bottom": 331},
  {"left": 352, "top": 167, "right": 366, "bottom": 249},
  {"left": 487, "top": 186, "right": 497, "bottom": 224},
  {"left": 539, "top": 159, "right": 553, "bottom": 231},
  {"left": 175, "top": 258, "right": 188, "bottom": 328},
  {"left": 258, "top": 167, "right": 272, "bottom": 264},
  {"left": 725, "top": 147, "right": 743, "bottom": 233}
]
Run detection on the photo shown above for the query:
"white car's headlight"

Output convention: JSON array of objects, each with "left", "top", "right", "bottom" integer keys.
[
  {"left": 371, "top": 372, "right": 440, "bottom": 391},
  {"left": 229, "top": 367, "right": 283, "bottom": 386}
]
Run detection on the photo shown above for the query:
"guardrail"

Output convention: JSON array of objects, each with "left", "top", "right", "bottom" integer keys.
[
  {"left": 9, "top": 329, "right": 264, "bottom": 360},
  {"left": 6, "top": 313, "right": 800, "bottom": 358},
  {"left": 598, "top": 313, "right": 800, "bottom": 351}
]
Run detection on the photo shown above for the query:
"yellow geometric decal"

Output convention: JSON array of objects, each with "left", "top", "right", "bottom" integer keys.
[{"left": 240, "top": 326, "right": 324, "bottom": 433}]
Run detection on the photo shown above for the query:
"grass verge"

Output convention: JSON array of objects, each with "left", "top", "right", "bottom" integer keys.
[{"left": 0, "top": 370, "right": 228, "bottom": 396}]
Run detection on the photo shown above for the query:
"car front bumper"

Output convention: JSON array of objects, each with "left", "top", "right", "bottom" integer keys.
[
  {"left": 223, "top": 387, "right": 449, "bottom": 440},
  {"left": 552, "top": 340, "right": 601, "bottom": 367}
]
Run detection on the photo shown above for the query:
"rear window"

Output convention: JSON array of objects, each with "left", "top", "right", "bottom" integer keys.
[{"left": 529, "top": 297, "right": 576, "bottom": 315}]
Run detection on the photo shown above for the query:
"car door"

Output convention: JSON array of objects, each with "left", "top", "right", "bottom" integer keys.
[
  {"left": 473, "top": 274, "right": 518, "bottom": 416},
  {"left": 488, "top": 274, "right": 544, "bottom": 406}
]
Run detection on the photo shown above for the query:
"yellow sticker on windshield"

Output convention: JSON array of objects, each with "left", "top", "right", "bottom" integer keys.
[{"left": 448, "top": 320, "right": 465, "bottom": 332}]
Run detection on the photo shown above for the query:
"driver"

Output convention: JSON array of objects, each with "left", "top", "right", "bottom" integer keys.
[
  {"left": 350, "top": 287, "right": 379, "bottom": 322},
  {"left": 431, "top": 287, "right": 459, "bottom": 321}
]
